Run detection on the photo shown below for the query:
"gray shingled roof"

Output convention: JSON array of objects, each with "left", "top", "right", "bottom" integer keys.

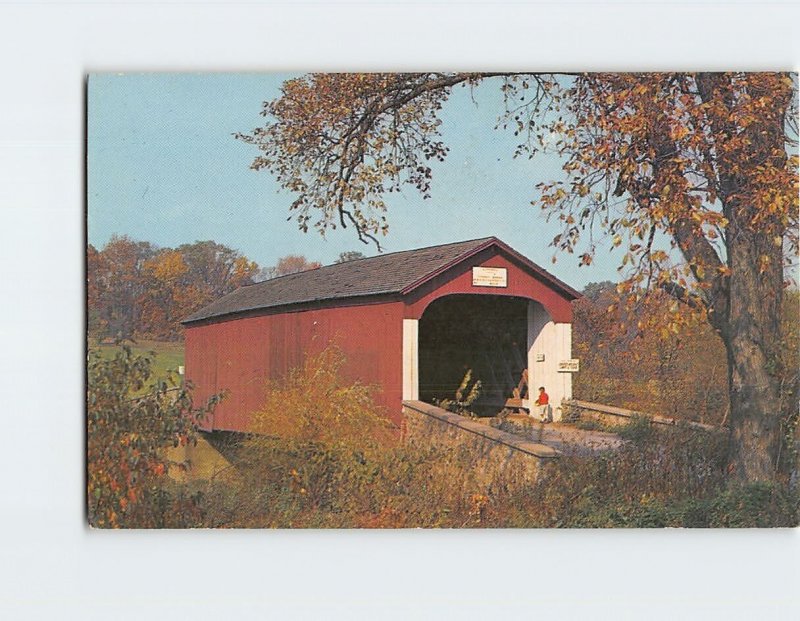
[{"left": 182, "top": 237, "right": 578, "bottom": 324}]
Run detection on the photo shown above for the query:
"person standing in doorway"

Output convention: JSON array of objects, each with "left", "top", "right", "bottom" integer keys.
[{"left": 535, "top": 386, "right": 550, "bottom": 423}]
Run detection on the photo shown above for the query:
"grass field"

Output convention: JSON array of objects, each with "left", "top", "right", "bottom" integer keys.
[{"left": 90, "top": 339, "right": 185, "bottom": 388}]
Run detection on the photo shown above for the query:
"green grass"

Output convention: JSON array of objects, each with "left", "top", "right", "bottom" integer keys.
[{"left": 90, "top": 339, "right": 185, "bottom": 390}]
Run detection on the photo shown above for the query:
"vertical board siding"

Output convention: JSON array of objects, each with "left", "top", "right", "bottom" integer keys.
[
  {"left": 185, "top": 301, "right": 405, "bottom": 431},
  {"left": 556, "top": 322, "right": 573, "bottom": 406},
  {"left": 525, "top": 301, "right": 574, "bottom": 421}
]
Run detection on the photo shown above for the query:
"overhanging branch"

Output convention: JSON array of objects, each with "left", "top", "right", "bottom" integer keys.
[{"left": 659, "top": 281, "right": 705, "bottom": 310}]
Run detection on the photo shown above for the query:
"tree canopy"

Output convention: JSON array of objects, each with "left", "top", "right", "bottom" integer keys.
[{"left": 88, "top": 236, "right": 259, "bottom": 340}]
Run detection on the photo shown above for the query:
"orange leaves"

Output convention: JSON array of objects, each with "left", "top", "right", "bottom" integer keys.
[
  {"left": 262, "top": 255, "right": 322, "bottom": 280},
  {"left": 537, "top": 72, "right": 797, "bottom": 330},
  {"left": 669, "top": 123, "right": 690, "bottom": 142},
  {"left": 241, "top": 73, "right": 527, "bottom": 246},
  {"left": 468, "top": 493, "right": 490, "bottom": 524},
  {"left": 240, "top": 71, "right": 797, "bottom": 355},
  {"left": 145, "top": 250, "right": 188, "bottom": 283},
  {"left": 251, "top": 344, "right": 393, "bottom": 449},
  {"left": 87, "top": 346, "right": 219, "bottom": 528},
  {"left": 89, "top": 238, "right": 261, "bottom": 341},
  {"left": 232, "top": 257, "right": 259, "bottom": 283},
  {"left": 694, "top": 263, "right": 706, "bottom": 281}
]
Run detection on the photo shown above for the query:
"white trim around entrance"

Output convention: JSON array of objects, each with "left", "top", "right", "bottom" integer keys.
[{"left": 402, "top": 318, "right": 419, "bottom": 400}]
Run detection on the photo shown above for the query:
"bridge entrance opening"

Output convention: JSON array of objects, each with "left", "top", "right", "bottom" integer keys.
[{"left": 418, "top": 295, "right": 529, "bottom": 417}]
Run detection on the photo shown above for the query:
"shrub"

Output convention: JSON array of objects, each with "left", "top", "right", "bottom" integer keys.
[
  {"left": 435, "top": 369, "right": 482, "bottom": 417},
  {"left": 250, "top": 344, "right": 394, "bottom": 448},
  {"left": 705, "top": 482, "right": 798, "bottom": 527},
  {"left": 201, "top": 346, "right": 507, "bottom": 528},
  {"left": 616, "top": 414, "right": 655, "bottom": 444},
  {"left": 87, "top": 343, "right": 219, "bottom": 528},
  {"left": 204, "top": 345, "right": 398, "bottom": 527}
]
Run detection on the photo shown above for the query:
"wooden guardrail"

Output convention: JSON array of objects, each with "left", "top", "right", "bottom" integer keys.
[
  {"left": 402, "top": 400, "right": 561, "bottom": 459},
  {"left": 566, "top": 399, "right": 726, "bottom": 433}
]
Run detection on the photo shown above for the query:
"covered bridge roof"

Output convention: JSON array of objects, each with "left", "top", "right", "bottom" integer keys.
[{"left": 182, "top": 236, "right": 580, "bottom": 324}]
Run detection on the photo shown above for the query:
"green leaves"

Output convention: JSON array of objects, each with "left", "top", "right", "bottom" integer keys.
[{"left": 87, "top": 344, "right": 218, "bottom": 528}]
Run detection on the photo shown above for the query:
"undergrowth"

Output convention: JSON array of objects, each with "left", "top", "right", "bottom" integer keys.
[
  {"left": 190, "top": 346, "right": 798, "bottom": 528},
  {"left": 90, "top": 344, "right": 798, "bottom": 528}
]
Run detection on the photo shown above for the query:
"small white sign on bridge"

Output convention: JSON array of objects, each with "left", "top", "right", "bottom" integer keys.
[
  {"left": 472, "top": 266, "right": 507, "bottom": 288},
  {"left": 558, "top": 359, "right": 580, "bottom": 373}
]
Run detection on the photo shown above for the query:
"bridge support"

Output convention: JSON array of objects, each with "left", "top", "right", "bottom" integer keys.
[{"left": 527, "top": 301, "right": 573, "bottom": 421}]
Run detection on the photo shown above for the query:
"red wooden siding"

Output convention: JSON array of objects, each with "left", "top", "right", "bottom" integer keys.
[{"left": 185, "top": 301, "right": 405, "bottom": 431}]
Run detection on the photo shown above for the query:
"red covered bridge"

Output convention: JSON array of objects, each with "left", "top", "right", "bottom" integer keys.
[{"left": 182, "top": 237, "right": 580, "bottom": 431}]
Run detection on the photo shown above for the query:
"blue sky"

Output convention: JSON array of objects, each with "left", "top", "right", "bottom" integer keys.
[{"left": 88, "top": 73, "right": 625, "bottom": 291}]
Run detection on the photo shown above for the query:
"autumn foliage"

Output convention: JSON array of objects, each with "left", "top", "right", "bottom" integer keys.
[
  {"left": 256, "top": 254, "right": 321, "bottom": 282},
  {"left": 250, "top": 345, "right": 394, "bottom": 447},
  {"left": 88, "top": 236, "right": 260, "bottom": 340},
  {"left": 88, "top": 235, "right": 332, "bottom": 340},
  {"left": 87, "top": 345, "right": 220, "bottom": 528},
  {"left": 573, "top": 281, "right": 730, "bottom": 424},
  {"left": 85, "top": 323, "right": 797, "bottom": 528},
  {"left": 236, "top": 73, "right": 466, "bottom": 247}
]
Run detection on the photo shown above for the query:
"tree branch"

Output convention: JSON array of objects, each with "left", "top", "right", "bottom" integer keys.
[{"left": 659, "top": 281, "right": 705, "bottom": 310}]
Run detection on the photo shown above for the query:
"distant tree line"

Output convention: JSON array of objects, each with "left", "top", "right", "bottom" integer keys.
[
  {"left": 254, "top": 251, "right": 366, "bottom": 281},
  {"left": 88, "top": 235, "right": 368, "bottom": 340},
  {"left": 88, "top": 236, "right": 260, "bottom": 340},
  {"left": 255, "top": 255, "right": 321, "bottom": 282}
]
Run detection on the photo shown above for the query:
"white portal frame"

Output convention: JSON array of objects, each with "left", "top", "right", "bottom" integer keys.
[
  {"left": 402, "top": 318, "right": 419, "bottom": 401},
  {"left": 401, "top": 299, "right": 573, "bottom": 419}
]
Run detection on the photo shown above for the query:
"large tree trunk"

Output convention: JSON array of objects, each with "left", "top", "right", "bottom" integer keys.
[
  {"left": 723, "top": 223, "right": 784, "bottom": 481},
  {"left": 693, "top": 72, "right": 792, "bottom": 484}
]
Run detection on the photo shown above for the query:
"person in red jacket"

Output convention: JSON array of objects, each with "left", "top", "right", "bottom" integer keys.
[{"left": 534, "top": 386, "right": 550, "bottom": 423}]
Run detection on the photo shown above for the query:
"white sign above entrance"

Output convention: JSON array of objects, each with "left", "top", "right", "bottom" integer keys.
[
  {"left": 472, "top": 266, "right": 507, "bottom": 288},
  {"left": 558, "top": 359, "right": 580, "bottom": 373}
]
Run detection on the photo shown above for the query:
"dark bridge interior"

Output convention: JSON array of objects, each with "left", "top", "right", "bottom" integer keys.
[{"left": 418, "top": 295, "right": 528, "bottom": 416}]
